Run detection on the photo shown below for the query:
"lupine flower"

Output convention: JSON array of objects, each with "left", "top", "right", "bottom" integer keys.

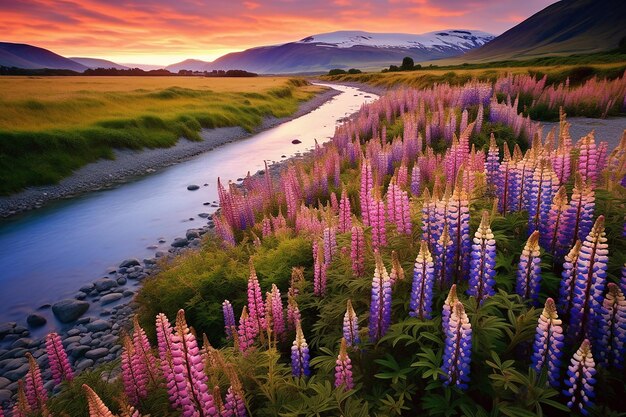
[
  {"left": 339, "top": 189, "right": 351, "bottom": 233},
  {"left": 121, "top": 335, "right": 149, "bottom": 405},
  {"left": 595, "top": 283, "right": 626, "bottom": 369},
  {"left": 420, "top": 188, "right": 435, "bottom": 246},
  {"left": 541, "top": 186, "right": 569, "bottom": 255},
  {"left": 24, "top": 352, "right": 47, "bottom": 412},
  {"left": 156, "top": 313, "right": 181, "bottom": 409},
  {"left": 441, "top": 301, "right": 472, "bottom": 390},
  {"left": 558, "top": 240, "right": 583, "bottom": 317},
  {"left": 442, "top": 284, "right": 459, "bottom": 332},
  {"left": 562, "top": 174, "right": 595, "bottom": 249},
  {"left": 531, "top": 298, "right": 564, "bottom": 387},
  {"left": 485, "top": 133, "right": 500, "bottom": 187},
  {"left": 171, "top": 309, "right": 218, "bottom": 417},
  {"left": 313, "top": 241, "right": 328, "bottom": 296},
  {"left": 389, "top": 250, "right": 404, "bottom": 286},
  {"left": 577, "top": 133, "right": 598, "bottom": 184},
  {"left": 334, "top": 338, "right": 354, "bottom": 390},
  {"left": 409, "top": 241, "right": 435, "bottom": 319},
  {"left": 563, "top": 339, "right": 596, "bottom": 416},
  {"left": 247, "top": 260, "right": 266, "bottom": 334},
  {"left": 288, "top": 267, "right": 304, "bottom": 299},
  {"left": 343, "top": 299, "right": 360, "bottom": 346},
  {"left": 369, "top": 251, "right": 392, "bottom": 342},
  {"left": 291, "top": 321, "right": 310, "bottom": 377},
  {"left": 132, "top": 316, "right": 159, "bottom": 384},
  {"left": 467, "top": 211, "right": 496, "bottom": 303},
  {"left": 83, "top": 384, "right": 116, "bottom": 417},
  {"left": 360, "top": 159, "right": 373, "bottom": 225},
  {"left": 223, "top": 300, "right": 236, "bottom": 339},
  {"left": 269, "top": 284, "right": 285, "bottom": 339},
  {"left": 261, "top": 217, "right": 272, "bottom": 239},
  {"left": 287, "top": 296, "right": 301, "bottom": 332},
  {"left": 12, "top": 381, "right": 31, "bottom": 417},
  {"left": 45, "top": 332, "right": 73, "bottom": 385},
  {"left": 370, "top": 191, "right": 387, "bottom": 249},
  {"left": 323, "top": 226, "right": 338, "bottom": 263},
  {"left": 434, "top": 224, "right": 454, "bottom": 291},
  {"left": 411, "top": 164, "right": 421, "bottom": 196},
  {"left": 516, "top": 231, "right": 542, "bottom": 304},
  {"left": 351, "top": 225, "right": 365, "bottom": 277},
  {"left": 237, "top": 306, "right": 255, "bottom": 354},
  {"left": 450, "top": 179, "right": 471, "bottom": 281},
  {"left": 569, "top": 216, "right": 608, "bottom": 341},
  {"left": 526, "top": 160, "right": 558, "bottom": 235},
  {"left": 223, "top": 386, "right": 247, "bottom": 417}
]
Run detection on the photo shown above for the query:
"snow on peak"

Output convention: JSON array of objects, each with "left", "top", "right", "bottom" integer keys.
[{"left": 297, "top": 30, "right": 494, "bottom": 50}]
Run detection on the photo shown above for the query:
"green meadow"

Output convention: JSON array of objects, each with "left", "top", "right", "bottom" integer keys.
[{"left": 0, "top": 76, "right": 321, "bottom": 195}]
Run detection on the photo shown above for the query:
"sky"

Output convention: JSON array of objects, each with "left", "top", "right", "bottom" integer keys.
[{"left": 1, "top": 0, "right": 557, "bottom": 65}]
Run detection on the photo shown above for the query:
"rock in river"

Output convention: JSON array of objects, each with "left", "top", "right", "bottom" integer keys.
[
  {"left": 187, "top": 184, "right": 200, "bottom": 191},
  {"left": 100, "top": 293, "right": 123, "bottom": 305},
  {"left": 119, "top": 258, "right": 140, "bottom": 268},
  {"left": 171, "top": 237, "right": 189, "bottom": 248},
  {"left": 94, "top": 278, "right": 117, "bottom": 292},
  {"left": 52, "top": 299, "right": 90, "bottom": 323},
  {"left": 292, "top": 139, "right": 302, "bottom": 144},
  {"left": 26, "top": 314, "right": 47, "bottom": 328}
]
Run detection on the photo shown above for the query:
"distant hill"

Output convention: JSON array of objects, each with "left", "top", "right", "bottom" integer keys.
[
  {"left": 166, "top": 59, "right": 211, "bottom": 72},
  {"left": 202, "top": 30, "right": 494, "bottom": 74},
  {"left": 0, "top": 42, "right": 87, "bottom": 71},
  {"left": 463, "top": 0, "right": 626, "bottom": 61},
  {"left": 70, "top": 57, "right": 129, "bottom": 70}
]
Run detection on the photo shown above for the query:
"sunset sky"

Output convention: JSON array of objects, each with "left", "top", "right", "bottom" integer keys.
[{"left": 2, "top": 0, "right": 557, "bottom": 65}]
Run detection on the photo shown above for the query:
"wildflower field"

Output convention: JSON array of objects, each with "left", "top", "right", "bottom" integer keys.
[{"left": 7, "top": 72, "right": 626, "bottom": 417}]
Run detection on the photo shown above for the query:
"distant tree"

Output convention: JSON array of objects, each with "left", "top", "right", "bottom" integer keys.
[
  {"left": 400, "top": 56, "right": 414, "bottom": 71},
  {"left": 389, "top": 65, "right": 399, "bottom": 72},
  {"left": 347, "top": 68, "right": 362, "bottom": 74},
  {"left": 414, "top": 64, "right": 422, "bottom": 70},
  {"left": 328, "top": 69, "right": 347, "bottom": 75}
]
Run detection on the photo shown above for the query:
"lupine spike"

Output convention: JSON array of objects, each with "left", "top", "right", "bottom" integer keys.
[
  {"left": 558, "top": 240, "right": 583, "bottom": 317},
  {"left": 24, "top": 352, "right": 47, "bottom": 412},
  {"left": 434, "top": 223, "right": 454, "bottom": 291},
  {"left": 343, "top": 299, "right": 360, "bottom": 346},
  {"left": 223, "top": 386, "right": 247, "bottom": 417},
  {"left": 121, "top": 335, "right": 149, "bottom": 405},
  {"left": 45, "top": 332, "right": 73, "bottom": 385},
  {"left": 334, "top": 338, "right": 354, "bottom": 391},
  {"left": 350, "top": 225, "right": 365, "bottom": 277},
  {"left": 287, "top": 296, "right": 301, "bottom": 332},
  {"left": 389, "top": 250, "right": 404, "bottom": 286},
  {"left": 368, "top": 251, "right": 392, "bottom": 342},
  {"left": 409, "top": 241, "right": 435, "bottom": 319},
  {"left": 313, "top": 240, "right": 327, "bottom": 296},
  {"left": 339, "top": 189, "right": 351, "bottom": 233},
  {"left": 237, "top": 306, "right": 255, "bottom": 354},
  {"left": 596, "top": 283, "right": 626, "bottom": 369},
  {"left": 442, "top": 284, "right": 459, "bottom": 332},
  {"left": 563, "top": 339, "right": 596, "bottom": 416},
  {"left": 132, "top": 316, "right": 159, "bottom": 384},
  {"left": 247, "top": 259, "right": 266, "bottom": 334},
  {"left": 467, "top": 211, "right": 497, "bottom": 303},
  {"left": 516, "top": 231, "right": 542, "bottom": 304},
  {"left": 270, "top": 284, "right": 285, "bottom": 339},
  {"left": 291, "top": 321, "right": 310, "bottom": 377},
  {"left": 542, "top": 185, "right": 568, "bottom": 254},
  {"left": 83, "top": 384, "right": 116, "bottom": 417},
  {"left": 531, "top": 298, "right": 564, "bottom": 387},
  {"left": 223, "top": 300, "right": 236, "bottom": 339},
  {"left": 156, "top": 313, "right": 181, "bottom": 408},
  {"left": 441, "top": 301, "right": 472, "bottom": 390}
]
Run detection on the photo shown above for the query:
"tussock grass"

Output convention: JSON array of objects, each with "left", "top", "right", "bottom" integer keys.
[{"left": 0, "top": 76, "right": 321, "bottom": 194}]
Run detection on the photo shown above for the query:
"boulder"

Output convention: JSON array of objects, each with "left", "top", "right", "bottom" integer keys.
[
  {"left": 171, "top": 238, "right": 189, "bottom": 248},
  {"left": 100, "top": 293, "right": 123, "bottom": 305},
  {"left": 27, "top": 314, "right": 47, "bottom": 328},
  {"left": 52, "top": 299, "right": 89, "bottom": 323},
  {"left": 292, "top": 139, "right": 302, "bottom": 144},
  {"left": 94, "top": 278, "right": 117, "bottom": 292},
  {"left": 187, "top": 184, "right": 200, "bottom": 191},
  {"left": 118, "top": 258, "right": 140, "bottom": 268}
]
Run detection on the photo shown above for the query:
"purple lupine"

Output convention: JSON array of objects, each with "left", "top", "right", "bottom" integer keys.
[
  {"left": 360, "top": 159, "right": 373, "bottom": 225},
  {"left": 24, "top": 353, "right": 47, "bottom": 412},
  {"left": 558, "top": 240, "right": 583, "bottom": 317},
  {"left": 334, "top": 338, "right": 354, "bottom": 391},
  {"left": 516, "top": 231, "right": 542, "bottom": 304},
  {"left": 411, "top": 164, "right": 421, "bottom": 196},
  {"left": 451, "top": 182, "right": 471, "bottom": 282},
  {"left": 171, "top": 309, "right": 219, "bottom": 417},
  {"left": 441, "top": 301, "right": 472, "bottom": 390},
  {"left": 562, "top": 174, "right": 595, "bottom": 248},
  {"left": 121, "top": 335, "right": 149, "bottom": 405},
  {"left": 223, "top": 386, "right": 247, "bottom": 417},
  {"left": 132, "top": 316, "right": 159, "bottom": 384},
  {"left": 389, "top": 250, "right": 405, "bottom": 286},
  {"left": 343, "top": 299, "right": 360, "bottom": 346},
  {"left": 313, "top": 241, "right": 328, "bottom": 296},
  {"left": 485, "top": 134, "right": 500, "bottom": 186},
  {"left": 269, "top": 284, "right": 285, "bottom": 339},
  {"left": 45, "top": 332, "right": 73, "bottom": 385},
  {"left": 156, "top": 313, "right": 181, "bottom": 409},
  {"left": 442, "top": 284, "right": 459, "bottom": 332},
  {"left": 223, "top": 300, "right": 236, "bottom": 339},
  {"left": 467, "top": 211, "right": 496, "bottom": 303},
  {"left": 595, "top": 283, "right": 626, "bottom": 369},
  {"left": 569, "top": 216, "right": 608, "bottom": 341},
  {"left": 339, "top": 189, "right": 351, "bottom": 233},
  {"left": 496, "top": 143, "right": 514, "bottom": 214},
  {"left": 237, "top": 306, "right": 256, "bottom": 355},
  {"left": 323, "top": 226, "right": 338, "bottom": 264},
  {"left": 370, "top": 192, "right": 387, "bottom": 249},
  {"left": 531, "top": 298, "right": 564, "bottom": 388},
  {"left": 369, "top": 251, "right": 392, "bottom": 342},
  {"left": 351, "top": 225, "right": 365, "bottom": 277},
  {"left": 541, "top": 186, "right": 569, "bottom": 255},
  {"left": 526, "top": 160, "right": 558, "bottom": 235},
  {"left": 563, "top": 339, "right": 596, "bottom": 416},
  {"left": 409, "top": 241, "right": 435, "bottom": 319},
  {"left": 434, "top": 224, "right": 454, "bottom": 291},
  {"left": 577, "top": 133, "right": 598, "bottom": 184},
  {"left": 247, "top": 260, "right": 266, "bottom": 334},
  {"left": 291, "top": 321, "right": 310, "bottom": 377},
  {"left": 420, "top": 188, "right": 435, "bottom": 246}
]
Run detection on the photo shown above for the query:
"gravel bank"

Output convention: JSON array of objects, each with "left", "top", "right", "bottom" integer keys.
[{"left": 0, "top": 88, "right": 341, "bottom": 218}]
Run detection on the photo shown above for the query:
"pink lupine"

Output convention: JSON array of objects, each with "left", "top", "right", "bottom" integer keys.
[
  {"left": 237, "top": 306, "right": 255, "bottom": 354},
  {"left": 339, "top": 189, "right": 352, "bottom": 233},
  {"left": 171, "top": 309, "right": 219, "bottom": 417},
  {"left": 313, "top": 241, "right": 328, "bottom": 296},
  {"left": 351, "top": 225, "right": 365, "bottom": 277},
  {"left": 24, "top": 353, "right": 47, "bottom": 412},
  {"left": 121, "top": 336, "right": 149, "bottom": 405},
  {"left": 156, "top": 313, "right": 181, "bottom": 408},
  {"left": 247, "top": 260, "right": 266, "bottom": 334},
  {"left": 334, "top": 338, "right": 354, "bottom": 391},
  {"left": 133, "top": 316, "right": 159, "bottom": 384},
  {"left": 370, "top": 191, "right": 387, "bottom": 249},
  {"left": 45, "top": 332, "right": 73, "bottom": 385},
  {"left": 360, "top": 159, "right": 373, "bottom": 225},
  {"left": 269, "top": 284, "right": 285, "bottom": 339},
  {"left": 323, "top": 226, "right": 337, "bottom": 264},
  {"left": 261, "top": 217, "right": 272, "bottom": 238},
  {"left": 577, "top": 133, "right": 598, "bottom": 184},
  {"left": 330, "top": 191, "right": 339, "bottom": 214}
]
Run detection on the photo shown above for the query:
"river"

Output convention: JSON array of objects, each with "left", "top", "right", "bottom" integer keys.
[{"left": 0, "top": 83, "right": 378, "bottom": 337}]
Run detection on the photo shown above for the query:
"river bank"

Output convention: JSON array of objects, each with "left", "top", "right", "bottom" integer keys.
[{"left": 0, "top": 87, "right": 341, "bottom": 218}]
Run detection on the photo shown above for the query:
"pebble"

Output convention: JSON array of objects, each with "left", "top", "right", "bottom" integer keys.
[
  {"left": 85, "top": 348, "right": 109, "bottom": 360},
  {"left": 86, "top": 320, "right": 111, "bottom": 332}
]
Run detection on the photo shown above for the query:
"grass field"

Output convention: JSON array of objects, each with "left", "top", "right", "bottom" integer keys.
[{"left": 0, "top": 76, "right": 322, "bottom": 195}]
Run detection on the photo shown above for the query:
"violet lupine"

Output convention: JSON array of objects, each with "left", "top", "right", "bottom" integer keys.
[
  {"left": 558, "top": 240, "right": 583, "bottom": 317},
  {"left": 313, "top": 241, "right": 328, "bottom": 296},
  {"left": 485, "top": 133, "right": 500, "bottom": 183},
  {"left": 370, "top": 191, "right": 387, "bottom": 249},
  {"left": 334, "top": 338, "right": 354, "bottom": 391},
  {"left": 121, "top": 336, "right": 149, "bottom": 405},
  {"left": 450, "top": 179, "right": 471, "bottom": 282},
  {"left": 563, "top": 339, "right": 596, "bottom": 416},
  {"left": 339, "top": 189, "right": 351, "bottom": 233},
  {"left": 287, "top": 296, "right": 301, "bottom": 332},
  {"left": 595, "top": 283, "right": 626, "bottom": 369},
  {"left": 223, "top": 386, "right": 247, "bottom": 417},
  {"left": 83, "top": 384, "right": 116, "bottom": 417},
  {"left": 562, "top": 174, "right": 595, "bottom": 247},
  {"left": 156, "top": 313, "right": 181, "bottom": 409},
  {"left": 45, "top": 332, "right": 73, "bottom": 385},
  {"left": 269, "top": 284, "right": 285, "bottom": 339},
  {"left": 410, "top": 164, "right": 421, "bottom": 196},
  {"left": 351, "top": 225, "right": 365, "bottom": 277},
  {"left": 171, "top": 309, "right": 218, "bottom": 417},
  {"left": 291, "top": 321, "right": 311, "bottom": 377},
  {"left": 577, "top": 133, "right": 598, "bottom": 184},
  {"left": 368, "top": 252, "right": 392, "bottom": 342},
  {"left": 420, "top": 188, "right": 436, "bottom": 246},
  {"left": 441, "top": 301, "right": 472, "bottom": 390},
  {"left": 223, "top": 300, "right": 236, "bottom": 339},
  {"left": 516, "top": 231, "right": 542, "bottom": 304},
  {"left": 569, "top": 216, "right": 608, "bottom": 341},
  {"left": 434, "top": 224, "right": 454, "bottom": 291},
  {"left": 343, "top": 299, "right": 360, "bottom": 346},
  {"left": 442, "top": 284, "right": 459, "bottom": 333},
  {"left": 526, "top": 160, "right": 558, "bottom": 235},
  {"left": 133, "top": 316, "right": 159, "bottom": 384},
  {"left": 467, "top": 211, "right": 497, "bottom": 304},
  {"left": 247, "top": 260, "right": 266, "bottom": 334},
  {"left": 389, "top": 250, "right": 405, "bottom": 286},
  {"left": 323, "top": 226, "right": 337, "bottom": 264},
  {"left": 409, "top": 241, "right": 435, "bottom": 319},
  {"left": 237, "top": 307, "right": 255, "bottom": 354},
  {"left": 541, "top": 186, "right": 568, "bottom": 255},
  {"left": 531, "top": 298, "right": 564, "bottom": 388},
  {"left": 24, "top": 352, "right": 47, "bottom": 412},
  {"left": 497, "top": 143, "right": 514, "bottom": 214}
]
